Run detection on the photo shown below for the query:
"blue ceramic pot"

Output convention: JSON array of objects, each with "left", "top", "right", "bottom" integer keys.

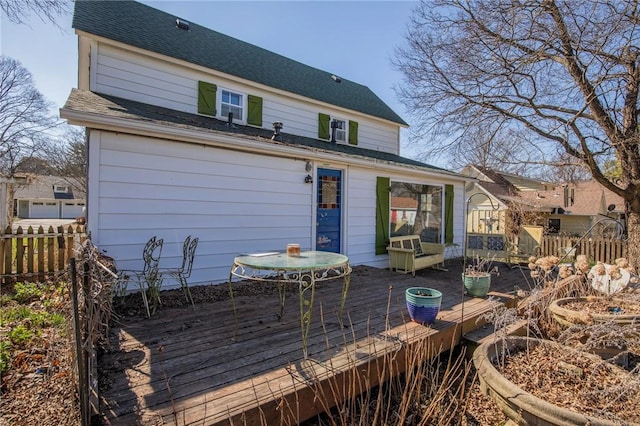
[{"left": 405, "top": 287, "right": 442, "bottom": 324}]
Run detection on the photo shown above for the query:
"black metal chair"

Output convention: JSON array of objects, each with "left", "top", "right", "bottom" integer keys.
[
  {"left": 161, "top": 236, "right": 198, "bottom": 308},
  {"left": 117, "top": 236, "right": 164, "bottom": 317}
]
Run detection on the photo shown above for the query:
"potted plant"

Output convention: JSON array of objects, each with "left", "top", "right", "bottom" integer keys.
[
  {"left": 405, "top": 287, "right": 442, "bottom": 324},
  {"left": 462, "top": 256, "right": 499, "bottom": 297}
]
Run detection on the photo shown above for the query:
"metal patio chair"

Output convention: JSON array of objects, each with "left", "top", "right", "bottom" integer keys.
[
  {"left": 117, "top": 236, "right": 164, "bottom": 317},
  {"left": 160, "top": 235, "right": 198, "bottom": 308}
]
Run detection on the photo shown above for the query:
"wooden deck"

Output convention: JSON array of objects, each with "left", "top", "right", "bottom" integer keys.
[{"left": 98, "top": 261, "right": 533, "bottom": 425}]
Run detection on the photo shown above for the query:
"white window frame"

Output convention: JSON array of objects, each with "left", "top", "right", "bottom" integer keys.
[
  {"left": 219, "top": 88, "right": 246, "bottom": 123},
  {"left": 54, "top": 185, "right": 69, "bottom": 193},
  {"left": 331, "top": 117, "right": 348, "bottom": 143}
]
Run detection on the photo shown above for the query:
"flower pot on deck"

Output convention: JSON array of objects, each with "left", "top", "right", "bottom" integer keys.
[
  {"left": 462, "top": 272, "right": 491, "bottom": 297},
  {"left": 405, "top": 287, "right": 442, "bottom": 325}
]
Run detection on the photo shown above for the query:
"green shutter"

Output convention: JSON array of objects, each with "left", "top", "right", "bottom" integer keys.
[
  {"left": 445, "top": 184, "right": 454, "bottom": 245},
  {"left": 348, "top": 120, "right": 358, "bottom": 145},
  {"left": 198, "top": 81, "right": 217, "bottom": 116},
  {"left": 247, "top": 95, "right": 263, "bottom": 127},
  {"left": 376, "top": 176, "right": 390, "bottom": 255},
  {"left": 318, "top": 113, "right": 330, "bottom": 140}
]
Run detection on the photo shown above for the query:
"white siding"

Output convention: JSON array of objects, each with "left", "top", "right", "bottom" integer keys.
[
  {"left": 91, "top": 43, "right": 400, "bottom": 154},
  {"left": 91, "top": 131, "right": 314, "bottom": 287}
]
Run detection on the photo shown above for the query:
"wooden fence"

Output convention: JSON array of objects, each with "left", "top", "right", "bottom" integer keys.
[
  {"left": 0, "top": 225, "right": 87, "bottom": 283},
  {"left": 541, "top": 235, "right": 628, "bottom": 264}
]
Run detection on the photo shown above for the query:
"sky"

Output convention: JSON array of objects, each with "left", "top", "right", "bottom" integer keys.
[{"left": 0, "top": 0, "right": 425, "bottom": 160}]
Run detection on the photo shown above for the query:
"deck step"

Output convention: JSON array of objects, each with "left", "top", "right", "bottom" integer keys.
[{"left": 462, "top": 318, "right": 530, "bottom": 347}]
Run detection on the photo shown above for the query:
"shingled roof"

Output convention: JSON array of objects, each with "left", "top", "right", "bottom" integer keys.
[
  {"left": 62, "top": 89, "right": 458, "bottom": 177},
  {"left": 72, "top": 0, "right": 408, "bottom": 126}
]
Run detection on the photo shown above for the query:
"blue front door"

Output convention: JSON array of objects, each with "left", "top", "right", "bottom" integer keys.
[{"left": 316, "top": 168, "right": 342, "bottom": 253}]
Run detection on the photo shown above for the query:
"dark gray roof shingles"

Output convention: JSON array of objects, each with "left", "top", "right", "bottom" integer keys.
[
  {"left": 72, "top": 0, "right": 408, "bottom": 126},
  {"left": 63, "top": 89, "right": 456, "bottom": 176}
]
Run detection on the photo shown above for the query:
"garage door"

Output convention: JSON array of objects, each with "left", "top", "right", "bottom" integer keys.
[
  {"left": 62, "top": 202, "right": 84, "bottom": 219},
  {"left": 30, "top": 202, "right": 59, "bottom": 219}
]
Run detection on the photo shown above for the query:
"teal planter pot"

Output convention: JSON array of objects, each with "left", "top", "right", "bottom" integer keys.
[
  {"left": 462, "top": 273, "right": 491, "bottom": 297},
  {"left": 405, "top": 287, "right": 442, "bottom": 324}
]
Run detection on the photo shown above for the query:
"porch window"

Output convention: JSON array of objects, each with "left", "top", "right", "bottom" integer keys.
[{"left": 390, "top": 181, "right": 443, "bottom": 243}]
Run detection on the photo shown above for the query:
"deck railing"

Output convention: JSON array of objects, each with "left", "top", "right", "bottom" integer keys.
[{"left": 0, "top": 224, "right": 87, "bottom": 283}]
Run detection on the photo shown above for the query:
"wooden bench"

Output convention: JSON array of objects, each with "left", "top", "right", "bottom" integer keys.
[{"left": 387, "top": 235, "right": 445, "bottom": 276}]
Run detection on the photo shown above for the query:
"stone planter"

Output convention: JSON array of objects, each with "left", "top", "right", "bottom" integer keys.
[
  {"left": 405, "top": 287, "right": 442, "bottom": 324},
  {"left": 548, "top": 296, "right": 640, "bottom": 328},
  {"left": 473, "top": 336, "right": 631, "bottom": 425},
  {"left": 462, "top": 272, "right": 491, "bottom": 297}
]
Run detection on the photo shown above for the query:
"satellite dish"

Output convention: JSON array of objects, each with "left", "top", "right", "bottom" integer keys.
[{"left": 607, "top": 204, "right": 616, "bottom": 212}]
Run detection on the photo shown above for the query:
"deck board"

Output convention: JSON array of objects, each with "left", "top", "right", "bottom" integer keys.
[{"left": 99, "top": 262, "right": 530, "bottom": 425}]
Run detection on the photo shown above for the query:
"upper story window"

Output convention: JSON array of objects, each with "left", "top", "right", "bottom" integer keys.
[
  {"left": 54, "top": 185, "right": 69, "bottom": 193},
  {"left": 198, "top": 81, "right": 263, "bottom": 127},
  {"left": 318, "top": 113, "right": 358, "bottom": 145},
  {"left": 331, "top": 118, "right": 347, "bottom": 143},
  {"left": 220, "top": 89, "right": 244, "bottom": 122}
]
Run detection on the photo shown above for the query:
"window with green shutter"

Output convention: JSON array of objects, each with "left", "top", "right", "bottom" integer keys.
[
  {"left": 247, "top": 95, "right": 263, "bottom": 127},
  {"left": 198, "top": 81, "right": 217, "bottom": 116},
  {"left": 318, "top": 113, "right": 330, "bottom": 140},
  {"left": 348, "top": 120, "right": 358, "bottom": 145}
]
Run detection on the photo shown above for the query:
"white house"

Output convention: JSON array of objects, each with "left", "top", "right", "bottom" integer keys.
[
  {"left": 14, "top": 175, "right": 86, "bottom": 220},
  {"left": 60, "top": 0, "right": 469, "bottom": 288}
]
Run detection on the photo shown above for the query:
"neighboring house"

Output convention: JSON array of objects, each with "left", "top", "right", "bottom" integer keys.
[
  {"left": 13, "top": 175, "right": 86, "bottom": 220},
  {"left": 461, "top": 165, "right": 625, "bottom": 239},
  {"left": 60, "top": 1, "right": 469, "bottom": 288},
  {"left": 518, "top": 180, "right": 625, "bottom": 237}
]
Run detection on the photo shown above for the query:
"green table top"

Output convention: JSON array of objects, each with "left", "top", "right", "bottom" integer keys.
[{"left": 234, "top": 251, "right": 349, "bottom": 271}]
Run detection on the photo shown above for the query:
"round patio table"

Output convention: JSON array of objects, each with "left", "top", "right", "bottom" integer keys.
[{"left": 229, "top": 251, "right": 351, "bottom": 358}]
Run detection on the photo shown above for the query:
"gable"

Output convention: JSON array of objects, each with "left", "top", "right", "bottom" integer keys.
[{"left": 72, "top": 0, "right": 408, "bottom": 126}]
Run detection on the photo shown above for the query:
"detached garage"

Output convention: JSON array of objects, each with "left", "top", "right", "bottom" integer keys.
[{"left": 14, "top": 176, "right": 86, "bottom": 220}]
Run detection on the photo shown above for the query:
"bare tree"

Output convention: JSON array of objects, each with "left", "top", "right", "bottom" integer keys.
[
  {"left": 0, "top": 0, "right": 69, "bottom": 25},
  {"left": 394, "top": 0, "right": 640, "bottom": 268},
  {"left": 45, "top": 125, "right": 87, "bottom": 193},
  {"left": 0, "top": 56, "right": 59, "bottom": 176}
]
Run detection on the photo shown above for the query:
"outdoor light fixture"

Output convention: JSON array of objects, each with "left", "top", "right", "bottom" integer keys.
[
  {"left": 304, "top": 174, "right": 313, "bottom": 184},
  {"left": 305, "top": 160, "right": 312, "bottom": 172}
]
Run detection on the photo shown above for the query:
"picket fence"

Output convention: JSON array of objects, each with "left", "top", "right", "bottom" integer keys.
[
  {"left": 0, "top": 225, "right": 87, "bottom": 283},
  {"left": 541, "top": 235, "right": 628, "bottom": 264}
]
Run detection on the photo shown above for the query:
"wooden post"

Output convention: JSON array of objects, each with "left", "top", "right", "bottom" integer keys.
[{"left": 0, "top": 176, "right": 28, "bottom": 234}]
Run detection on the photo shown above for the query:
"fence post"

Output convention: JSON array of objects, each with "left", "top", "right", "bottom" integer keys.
[{"left": 70, "top": 257, "right": 89, "bottom": 426}]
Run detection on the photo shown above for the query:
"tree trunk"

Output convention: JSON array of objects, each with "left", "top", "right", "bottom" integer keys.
[{"left": 626, "top": 201, "right": 640, "bottom": 272}]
